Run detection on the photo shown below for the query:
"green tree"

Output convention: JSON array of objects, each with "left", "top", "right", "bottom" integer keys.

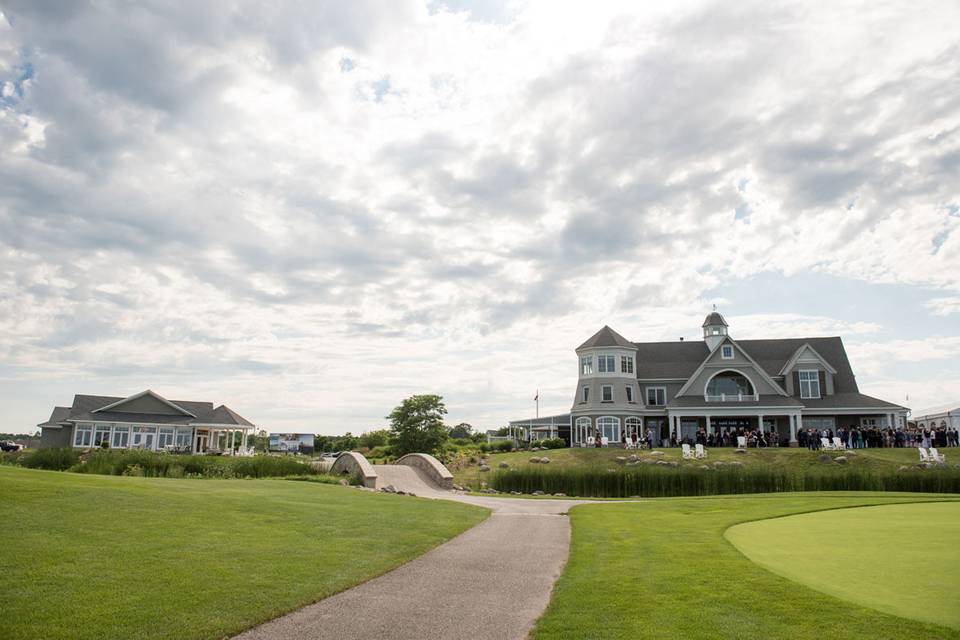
[
  {"left": 388, "top": 394, "right": 448, "bottom": 456},
  {"left": 448, "top": 422, "right": 474, "bottom": 439},
  {"left": 359, "top": 429, "right": 391, "bottom": 449}
]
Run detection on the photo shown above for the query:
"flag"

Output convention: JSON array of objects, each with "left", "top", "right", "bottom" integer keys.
[{"left": 534, "top": 391, "right": 539, "bottom": 401}]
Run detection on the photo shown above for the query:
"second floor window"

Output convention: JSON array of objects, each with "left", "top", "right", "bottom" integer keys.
[
  {"left": 580, "top": 355, "right": 593, "bottom": 375},
  {"left": 598, "top": 355, "right": 616, "bottom": 373},
  {"left": 646, "top": 387, "right": 666, "bottom": 406},
  {"left": 799, "top": 370, "right": 821, "bottom": 398},
  {"left": 721, "top": 345, "right": 734, "bottom": 359},
  {"left": 582, "top": 386, "right": 590, "bottom": 402},
  {"left": 602, "top": 385, "right": 613, "bottom": 401},
  {"left": 625, "top": 386, "right": 634, "bottom": 402},
  {"left": 621, "top": 356, "right": 634, "bottom": 373}
]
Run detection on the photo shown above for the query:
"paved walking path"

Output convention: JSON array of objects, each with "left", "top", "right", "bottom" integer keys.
[{"left": 233, "top": 466, "right": 598, "bottom": 640}]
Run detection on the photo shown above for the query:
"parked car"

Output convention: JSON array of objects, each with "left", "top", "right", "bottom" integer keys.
[{"left": 0, "top": 441, "right": 24, "bottom": 452}]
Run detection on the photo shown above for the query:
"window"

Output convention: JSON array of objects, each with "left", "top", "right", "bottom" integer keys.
[
  {"left": 580, "top": 355, "right": 593, "bottom": 375},
  {"left": 74, "top": 426, "right": 92, "bottom": 447},
  {"left": 625, "top": 417, "right": 642, "bottom": 435},
  {"left": 598, "top": 355, "right": 616, "bottom": 373},
  {"left": 596, "top": 416, "right": 620, "bottom": 442},
  {"left": 93, "top": 425, "right": 111, "bottom": 447},
  {"left": 131, "top": 426, "right": 157, "bottom": 449},
  {"left": 112, "top": 426, "right": 130, "bottom": 448},
  {"left": 721, "top": 345, "right": 734, "bottom": 359},
  {"left": 625, "top": 386, "right": 634, "bottom": 402},
  {"left": 706, "top": 371, "right": 755, "bottom": 397},
  {"left": 646, "top": 387, "right": 666, "bottom": 406},
  {"left": 621, "top": 356, "right": 634, "bottom": 374},
  {"left": 798, "top": 370, "right": 820, "bottom": 399},
  {"left": 175, "top": 429, "right": 192, "bottom": 449},
  {"left": 575, "top": 417, "right": 591, "bottom": 440},
  {"left": 158, "top": 427, "right": 175, "bottom": 449},
  {"left": 601, "top": 385, "right": 613, "bottom": 402},
  {"left": 582, "top": 386, "right": 590, "bottom": 403}
]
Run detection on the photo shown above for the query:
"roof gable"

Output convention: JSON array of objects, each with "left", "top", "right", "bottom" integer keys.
[
  {"left": 577, "top": 325, "right": 636, "bottom": 351},
  {"left": 675, "top": 336, "right": 788, "bottom": 397},
  {"left": 779, "top": 343, "right": 838, "bottom": 375},
  {"left": 93, "top": 390, "right": 197, "bottom": 417}
]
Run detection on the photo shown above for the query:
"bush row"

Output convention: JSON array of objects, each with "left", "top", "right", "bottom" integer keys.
[
  {"left": 16, "top": 448, "right": 323, "bottom": 479},
  {"left": 489, "top": 464, "right": 960, "bottom": 497}
]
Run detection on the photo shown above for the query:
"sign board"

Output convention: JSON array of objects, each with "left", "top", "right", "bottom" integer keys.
[{"left": 268, "top": 433, "right": 315, "bottom": 454}]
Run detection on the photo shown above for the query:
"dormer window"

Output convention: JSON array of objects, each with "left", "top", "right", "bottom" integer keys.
[
  {"left": 598, "top": 355, "right": 615, "bottom": 373},
  {"left": 799, "top": 370, "right": 821, "bottom": 399},
  {"left": 580, "top": 356, "right": 593, "bottom": 375},
  {"left": 621, "top": 356, "right": 634, "bottom": 374},
  {"left": 721, "top": 345, "right": 734, "bottom": 359}
]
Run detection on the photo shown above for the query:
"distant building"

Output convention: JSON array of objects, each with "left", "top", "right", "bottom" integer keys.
[
  {"left": 510, "top": 311, "right": 908, "bottom": 447},
  {"left": 913, "top": 402, "right": 960, "bottom": 431},
  {"left": 268, "top": 433, "right": 315, "bottom": 454},
  {"left": 37, "top": 389, "right": 255, "bottom": 454}
]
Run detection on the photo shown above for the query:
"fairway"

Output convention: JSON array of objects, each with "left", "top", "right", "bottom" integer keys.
[
  {"left": 533, "top": 493, "right": 960, "bottom": 639},
  {"left": 726, "top": 502, "right": 960, "bottom": 630},
  {"left": 0, "top": 467, "right": 487, "bottom": 640}
]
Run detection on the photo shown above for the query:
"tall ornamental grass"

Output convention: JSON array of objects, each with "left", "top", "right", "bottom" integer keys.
[{"left": 490, "top": 464, "right": 960, "bottom": 497}]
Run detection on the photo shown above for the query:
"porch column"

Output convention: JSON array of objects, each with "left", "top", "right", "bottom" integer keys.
[
  {"left": 705, "top": 415, "right": 712, "bottom": 437},
  {"left": 789, "top": 414, "right": 798, "bottom": 444},
  {"left": 758, "top": 414, "right": 764, "bottom": 432}
]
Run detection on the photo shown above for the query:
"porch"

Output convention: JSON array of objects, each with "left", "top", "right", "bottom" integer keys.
[{"left": 192, "top": 427, "right": 253, "bottom": 455}]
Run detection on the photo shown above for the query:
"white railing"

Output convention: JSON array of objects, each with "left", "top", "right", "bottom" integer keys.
[{"left": 704, "top": 393, "right": 759, "bottom": 402}]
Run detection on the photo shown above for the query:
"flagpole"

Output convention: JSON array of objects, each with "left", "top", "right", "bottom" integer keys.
[{"left": 536, "top": 389, "right": 539, "bottom": 419}]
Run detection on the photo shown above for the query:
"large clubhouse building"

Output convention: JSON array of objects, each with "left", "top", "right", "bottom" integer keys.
[
  {"left": 38, "top": 389, "right": 255, "bottom": 454},
  {"left": 512, "top": 312, "right": 908, "bottom": 446}
]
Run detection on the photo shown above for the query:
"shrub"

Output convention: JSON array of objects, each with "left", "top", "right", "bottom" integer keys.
[
  {"left": 495, "top": 440, "right": 515, "bottom": 452},
  {"left": 21, "top": 447, "right": 80, "bottom": 471},
  {"left": 65, "top": 450, "right": 322, "bottom": 479},
  {"left": 538, "top": 438, "right": 566, "bottom": 450}
]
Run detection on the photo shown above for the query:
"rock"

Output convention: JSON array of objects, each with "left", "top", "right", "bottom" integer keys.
[
  {"left": 641, "top": 458, "right": 657, "bottom": 465},
  {"left": 532, "top": 490, "right": 545, "bottom": 496},
  {"left": 656, "top": 460, "right": 670, "bottom": 466},
  {"left": 734, "top": 448, "right": 747, "bottom": 454},
  {"left": 396, "top": 490, "right": 406, "bottom": 495},
  {"left": 499, "top": 461, "right": 509, "bottom": 468},
  {"left": 626, "top": 461, "right": 639, "bottom": 466},
  {"left": 338, "top": 479, "right": 350, "bottom": 486},
  {"left": 629, "top": 454, "right": 639, "bottom": 462},
  {"left": 649, "top": 451, "right": 664, "bottom": 457},
  {"left": 615, "top": 456, "right": 627, "bottom": 464},
  {"left": 817, "top": 454, "right": 832, "bottom": 464},
  {"left": 382, "top": 485, "right": 396, "bottom": 493},
  {"left": 479, "top": 465, "right": 490, "bottom": 472},
  {"left": 540, "top": 457, "right": 551, "bottom": 464},
  {"left": 510, "top": 491, "right": 521, "bottom": 495},
  {"left": 452, "top": 484, "right": 465, "bottom": 491},
  {"left": 845, "top": 451, "right": 857, "bottom": 456},
  {"left": 529, "top": 457, "right": 541, "bottom": 464},
  {"left": 834, "top": 456, "right": 847, "bottom": 464},
  {"left": 898, "top": 465, "right": 911, "bottom": 471},
  {"left": 554, "top": 492, "right": 566, "bottom": 497}
]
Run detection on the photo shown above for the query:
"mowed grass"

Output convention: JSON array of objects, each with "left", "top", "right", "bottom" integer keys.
[
  {"left": 0, "top": 466, "right": 487, "bottom": 640},
  {"left": 533, "top": 493, "right": 960, "bottom": 639},
  {"left": 726, "top": 502, "right": 960, "bottom": 630},
  {"left": 454, "top": 446, "right": 934, "bottom": 488}
]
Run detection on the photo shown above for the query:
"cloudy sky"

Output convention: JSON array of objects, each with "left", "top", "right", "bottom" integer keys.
[{"left": 1, "top": 0, "right": 958, "bottom": 434}]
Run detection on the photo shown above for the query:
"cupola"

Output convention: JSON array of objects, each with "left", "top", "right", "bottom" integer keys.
[{"left": 702, "top": 310, "right": 729, "bottom": 351}]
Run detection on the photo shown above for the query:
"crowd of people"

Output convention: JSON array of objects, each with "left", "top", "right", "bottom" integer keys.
[{"left": 799, "top": 425, "right": 959, "bottom": 450}]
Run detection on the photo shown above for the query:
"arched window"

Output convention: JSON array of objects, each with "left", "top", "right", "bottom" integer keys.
[
  {"left": 705, "top": 370, "right": 755, "bottom": 397},
  {"left": 575, "top": 417, "right": 591, "bottom": 443},
  {"left": 625, "top": 417, "right": 642, "bottom": 435},
  {"left": 597, "top": 416, "right": 620, "bottom": 442}
]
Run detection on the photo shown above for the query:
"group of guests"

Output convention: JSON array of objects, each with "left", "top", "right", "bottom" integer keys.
[{"left": 800, "top": 426, "right": 959, "bottom": 450}]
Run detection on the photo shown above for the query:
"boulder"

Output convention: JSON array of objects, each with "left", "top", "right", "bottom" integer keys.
[
  {"left": 452, "top": 484, "right": 465, "bottom": 491},
  {"left": 649, "top": 451, "right": 664, "bottom": 457},
  {"left": 532, "top": 490, "right": 545, "bottom": 496},
  {"left": 499, "top": 461, "right": 509, "bottom": 468},
  {"left": 540, "top": 457, "right": 551, "bottom": 464},
  {"left": 529, "top": 457, "right": 541, "bottom": 464},
  {"left": 479, "top": 465, "right": 490, "bottom": 472},
  {"left": 382, "top": 485, "right": 397, "bottom": 493},
  {"left": 338, "top": 478, "right": 350, "bottom": 487},
  {"left": 898, "top": 465, "right": 911, "bottom": 471},
  {"left": 817, "top": 454, "right": 832, "bottom": 464},
  {"left": 396, "top": 490, "right": 406, "bottom": 495},
  {"left": 734, "top": 448, "right": 747, "bottom": 454},
  {"left": 554, "top": 492, "right": 566, "bottom": 497},
  {"left": 834, "top": 456, "right": 848, "bottom": 464},
  {"left": 629, "top": 454, "right": 639, "bottom": 462}
]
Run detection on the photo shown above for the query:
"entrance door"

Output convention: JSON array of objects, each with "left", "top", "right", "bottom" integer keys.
[
  {"left": 195, "top": 435, "right": 208, "bottom": 453},
  {"left": 680, "top": 419, "right": 699, "bottom": 442}
]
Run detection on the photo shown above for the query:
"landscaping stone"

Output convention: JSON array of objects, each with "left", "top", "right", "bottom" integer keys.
[
  {"left": 834, "top": 456, "right": 848, "bottom": 464},
  {"left": 649, "top": 451, "right": 664, "bottom": 456},
  {"left": 628, "top": 454, "right": 638, "bottom": 462},
  {"left": 898, "top": 465, "right": 911, "bottom": 471},
  {"left": 532, "top": 490, "right": 545, "bottom": 496},
  {"left": 339, "top": 479, "right": 350, "bottom": 487},
  {"left": 529, "top": 457, "right": 541, "bottom": 463},
  {"left": 540, "top": 457, "right": 551, "bottom": 464},
  {"left": 817, "top": 454, "right": 832, "bottom": 464},
  {"left": 734, "top": 448, "right": 747, "bottom": 454},
  {"left": 499, "top": 461, "right": 509, "bottom": 468},
  {"left": 479, "top": 465, "right": 490, "bottom": 472},
  {"left": 382, "top": 485, "right": 397, "bottom": 493},
  {"left": 554, "top": 493, "right": 566, "bottom": 497}
]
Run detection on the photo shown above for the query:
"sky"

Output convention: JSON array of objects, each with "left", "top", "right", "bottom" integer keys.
[{"left": 1, "top": 0, "right": 958, "bottom": 435}]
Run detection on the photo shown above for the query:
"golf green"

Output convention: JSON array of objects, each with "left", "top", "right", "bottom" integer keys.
[{"left": 725, "top": 502, "right": 960, "bottom": 630}]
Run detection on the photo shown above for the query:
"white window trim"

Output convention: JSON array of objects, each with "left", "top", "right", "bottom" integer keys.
[
  {"left": 601, "top": 385, "right": 613, "bottom": 402},
  {"left": 580, "top": 355, "right": 593, "bottom": 376},
  {"left": 703, "top": 369, "right": 758, "bottom": 401},
  {"left": 598, "top": 355, "right": 616, "bottom": 374},
  {"left": 582, "top": 386, "right": 590, "bottom": 403},
  {"left": 721, "top": 345, "right": 734, "bottom": 360},
  {"left": 646, "top": 386, "right": 667, "bottom": 407},
  {"left": 620, "top": 355, "right": 634, "bottom": 374},
  {"left": 625, "top": 386, "right": 634, "bottom": 403},
  {"left": 74, "top": 425, "right": 92, "bottom": 448},
  {"left": 596, "top": 416, "right": 621, "bottom": 442},
  {"left": 798, "top": 369, "right": 821, "bottom": 399}
]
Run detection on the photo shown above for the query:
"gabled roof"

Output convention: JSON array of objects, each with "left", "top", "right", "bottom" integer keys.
[
  {"left": 675, "top": 336, "right": 788, "bottom": 397},
  {"left": 208, "top": 405, "right": 255, "bottom": 427},
  {"left": 37, "top": 406, "right": 71, "bottom": 428},
  {"left": 577, "top": 325, "right": 636, "bottom": 351},
  {"left": 508, "top": 413, "right": 571, "bottom": 426},
  {"left": 801, "top": 393, "right": 905, "bottom": 410},
  {"left": 779, "top": 343, "right": 838, "bottom": 375},
  {"left": 42, "top": 391, "right": 255, "bottom": 428},
  {"left": 93, "top": 389, "right": 197, "bottom": 417}
]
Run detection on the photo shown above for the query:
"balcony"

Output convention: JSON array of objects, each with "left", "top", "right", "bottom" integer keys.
[{"left": 704, "top": 393, "right": 759, "bottom": 402}]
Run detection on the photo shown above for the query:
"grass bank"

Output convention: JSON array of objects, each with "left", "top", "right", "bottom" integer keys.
[
  {"left": 533, "top": 493, "right": 960, "bottom": 639},
  {"left": 0, "top": 466, "right": 487, "bottom": 640}
]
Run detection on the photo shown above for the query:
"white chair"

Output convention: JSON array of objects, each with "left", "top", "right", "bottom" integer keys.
[
  {"left": 832, "top": 437, "right": 846, "bottom": 451},
  {"left": 695, "top": 443, "right": 707, "bottom": 459},
  {"left": 601, "top": 437, "right": 609, "bottom": 447},
  {"left": 736, "top": 436, "right": 747, "bottom": 449},
  {"left": 681, "top": 443, "right": 694, "bottom": 459},
  {"left": 918, "top": 447, "right": 931, "bottom": 463},
  {"left": 929, "top": 448, "right": 946, "bottom": 464},
  {"left": 820, "top": 437, "right": 834, "bottom": 451}
]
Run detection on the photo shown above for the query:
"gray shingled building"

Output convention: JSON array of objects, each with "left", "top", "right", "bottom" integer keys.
[
  {"left": 38, "top": 389, "right": 255, "bottom": 454},
  {"left": 513, "top": 312, "right": 907, "bottom": 446}
]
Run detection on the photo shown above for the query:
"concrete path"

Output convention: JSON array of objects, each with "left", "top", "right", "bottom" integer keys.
[{"left": 233, "top": 479, "right": 598, "bottom": 640}]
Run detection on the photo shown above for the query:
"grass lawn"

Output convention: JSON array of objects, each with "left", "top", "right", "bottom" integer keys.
[
  {"left": 0, "top": 466, "right": 487, "bottom": 640},
  {"left": 726, "top": 502, "right": 960, "bottom": 630},
  {"left": 533, "top": 493, "right": 960, "bottom": 639},
  {"left": 454, "top": 446, "right": 938, "bottom": 489}
]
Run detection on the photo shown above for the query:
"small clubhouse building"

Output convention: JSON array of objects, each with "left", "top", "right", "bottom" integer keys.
[
  {"left": 512, "top": 312, "right": 908, "bottom": 446},
  {"left": 38, "top": 389, "right": 256, "bottom": 454}
]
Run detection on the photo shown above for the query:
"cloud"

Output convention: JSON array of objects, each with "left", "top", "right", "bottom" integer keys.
[{"left": 0, "top": 0, "right": 959, "bottom": 431}]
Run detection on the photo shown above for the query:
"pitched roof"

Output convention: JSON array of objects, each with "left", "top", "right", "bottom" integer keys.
[
  {"left": 702, "top": 312, "right": 728, "bottom": 327},
  {"left": 508, "top": 413, "right": 571, "bottom": 426},
  {"left": 912, "top": 402, "right": 960, "bottom": 418},
  {"left": 668, "top": 395, "right": 804, "bottom": 408},
  {"left": 37, "top": 406, "right": 71, "bottom": 427},
  {"left": 577, "top": 326, "right": 636, "bottom": 350},
  {"left": 800, "top": 393, "right": 905, "bottom": 410},
  {"left": 43, "top": 392, "right": 254, "bottom": 428},
  {"left": 634, "top": 340, "right": 710, "bottom": 379}
]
